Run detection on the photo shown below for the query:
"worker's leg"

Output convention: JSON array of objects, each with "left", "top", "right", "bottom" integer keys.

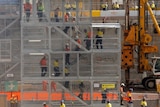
[{"left": 99, "top": 38, "right": 103, "bottom": 49}]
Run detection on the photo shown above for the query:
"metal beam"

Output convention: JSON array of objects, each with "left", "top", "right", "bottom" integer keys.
[
  {"left": 53, "top": 26, "right": 88, "bottom": 51},
  {"left": 0, "top": 62, "right": 19, "bottom": 79},
  {"left": 0, "top": 17, "right": 19, "bottom": 35},
  {"left": 56, "top": 82, "right": 89, "bottom": 106}
]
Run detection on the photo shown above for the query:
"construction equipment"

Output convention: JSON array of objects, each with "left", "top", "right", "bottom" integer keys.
[{"left": 122, "top": 0, "right": 160, "bottom": 89}]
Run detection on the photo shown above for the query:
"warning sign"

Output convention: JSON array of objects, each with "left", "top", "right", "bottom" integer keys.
[{"left": 101, "top": 83, "right": 115, "bottom": 90}]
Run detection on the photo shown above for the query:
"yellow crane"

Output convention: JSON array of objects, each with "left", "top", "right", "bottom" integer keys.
[{"left": 122, "top": 0, "right": 160, "bottom": 89}]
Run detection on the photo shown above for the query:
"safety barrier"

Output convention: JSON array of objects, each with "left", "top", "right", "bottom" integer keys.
[{"left": 0, "top": 91, "right": 118, "bottom": 101}]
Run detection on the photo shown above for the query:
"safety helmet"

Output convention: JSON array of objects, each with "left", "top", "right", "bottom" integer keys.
[
  {"left": 67, "top": 12, "right": 71, "bottom": 16},
  {"left": 43, "top": 102, "right": 46, "bottom": 105},
  {"left": 66, "top": 43, "right": 69, "bottom": 46},
  {"left": 129, "top": 88, "right": 133, "bottom": 92},
  {"left": 76, "top": 35, "right": 79, "bottom": 39},
  {"left": 121, "top": 83, "right": 125, "bottom": 86},
  {"left": 107, "top": 100, "right": 110, "bottom": 103},
  {"left": 61, "top": 100, "right": 64, "bottom": 103}
]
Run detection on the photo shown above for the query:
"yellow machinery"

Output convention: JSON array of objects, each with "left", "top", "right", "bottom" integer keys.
[{"left": 122, "top": 0, "right": 160, "bottom": 89}]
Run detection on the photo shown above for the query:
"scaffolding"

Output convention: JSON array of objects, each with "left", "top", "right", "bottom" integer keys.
[{"left": 20, "top": 1, "right": 121, "bottom": 107}]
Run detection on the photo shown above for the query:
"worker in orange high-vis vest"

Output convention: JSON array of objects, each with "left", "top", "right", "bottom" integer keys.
[
  {"left": 23, "top": 0, "right": 32, "bottom": 22},
  {"left": 43, "top": 102, "right": 48, "bottom": 107},
  {"left": 63, "top": 12, "right": 70, "bottom": 33},
  {"left": 40, "top": 56, "right": 47, "bottom": 77},
  {"left": 84, "top": 29, "right": 92, "bottom": 50},
  {"left": 10, "top": 94, "right": 18, "bottom": 107},
  {"left": 126, "top": 88, "right": 133, "bottom": 107},
  {"left": 51, "top": 81, "right": 56, "bottom": 91},
  {"left": 42, "top": 80, "right": 48, "bottom": 91}
]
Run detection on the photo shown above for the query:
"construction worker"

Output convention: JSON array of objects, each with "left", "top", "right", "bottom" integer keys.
[
  {"left": 72, "top": 17, "right": 79, "bottom": 35},
  {"left": 141, "top": 97, "right": 147, "bottom": 107},
  {"left": 54, "top": 7, "right": 60, "bottom": 22},
  {"left": 78, "top": 81, "right": 85, "bottom": 100},
  {"left": 84, "top": 29, "right": 92, "bottom": 50},
  {"left": 65, "top": 43, "right": 70, "bottom": 65},
  {"left": 60, "top": 100, "right": 66, "bottom": 107},
  {"left": 64, "top": 2, "right": 71, "bottom": 11},
  {"left": 63, "top": 12, "right": 70, "bottom": 33},
  {"left": 71, "top": 1, "right": 76, "bottom": 10},
  {"left": 75, "top": 35, "right": 82, "bottom": 51},
  {"left": 43, "top": 102, "right": 48, "bottom": 107},
  {"left": 151, "top": 1, "right": 156, "bottom": 10},
  {"left": 23, "top": 0, "right": 32, "bottom": 22},
  {"left": 40, "top": 56, "right": 47, "bottom": 77},
  {"left": 37, "top": 0, "right": 44, "bottom": 22},
  {"left": 106, "top": 100, "right": 112, "bottom": 107},
  {"left": 64, "top": 66, "right": 70, "bottom": 88},
  {"left": 96, "top": 28, "right": 104, "bottom": 49},
  {"left": 101, "top": 2, "right": 108, "bottom": 10},
  {"left": 51, "top": 81, "right": 56, "bottom": 92},
  {"left": 126, "top": 88, "right": 133, "bottom": 107},
  {"left": 42, "top": 80, "right": 48, "bottom": 91},
  {"left": 53, "top": 59, "right": 60, "bottom": 76},
  {"left": 101, "top": 89, "right": 107, "bottom": 103},
  {"left": 120, "top": 83, "right": 125, "bottom": 105},
  {"left": 114, "top": 2, "right": 119, "bottom": 10},
  {"left": 10, "top": 94, "right": 18, "bottom": 107},
  {"left": 65, "top": 66, "right": 70, "bottom": 76}
]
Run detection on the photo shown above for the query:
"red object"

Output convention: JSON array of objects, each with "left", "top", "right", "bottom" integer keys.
[
  {"left": 64, "top": 14, "right": 69, "bottom": 22},
  {"left": 65, "top": 46, "right": 70, "bottom": 51},
  {"left": 51, "top": 81, "right": 56, "bottom": 92},
  {"left": 42, "top": 81, "right": 48, "bottom": 91},
  {"left": 24, "top": 3, "right": 32, "bottom": 11},
  {"left": 40, "top": 57, "right": 47, "bottom": 66}
]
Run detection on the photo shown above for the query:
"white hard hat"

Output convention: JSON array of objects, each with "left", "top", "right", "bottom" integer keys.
[
  {"left": 129, "top": 88, "right": 133, "bottom": 91},
  {"left": 121, "top": 83, "right": 125, "bottom": 86},
  {"left": 43, "top": 102, "right": 46, "bottom": 105},
  {"left": 76, "top": 35, "right": 79, "bottom": 39},
  {"left": 61, "top": 100, "right": 64, "bottom": 103},
  {"left": 66, "top": 43, "right": 69, "bottom": 46},
  {"left": 68, "top": 12, "right": 71, "bottom": 16}
]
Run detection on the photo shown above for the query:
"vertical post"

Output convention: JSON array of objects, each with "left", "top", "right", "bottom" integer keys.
[
  {"left": 125, "top": 0, "right": 130, "bottom": 30},
  {"left": 77, "top": 53, "right": 80, "bottom": 77},
  {"left": 43, "top": 0, "right": 50, "bottom": 22},
  {"left": 32, "top": 0, "right": 37, "bottom": 21},
  {"left": 48, "top": 80, "right": 51, "bottom": 107},
  {"left": 90, "top": 80, "right": 93, "bottom": 106},
  {"left": 48, "top": 26, "right": 51, "bottom": 77},
  {"left": 125, "top": 68, "right": 130, "bottom": 86}
]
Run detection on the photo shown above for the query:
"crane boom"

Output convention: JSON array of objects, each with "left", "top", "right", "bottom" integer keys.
[{"left": 145, "top": 0, "right": 160, "bottom": 34}]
